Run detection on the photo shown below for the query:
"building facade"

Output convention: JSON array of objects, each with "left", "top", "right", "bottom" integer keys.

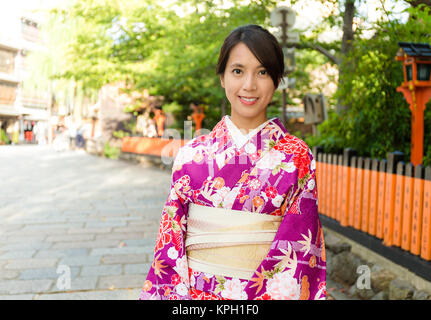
[{"left": 0, "top": 5, "right": 50, "bottom": 145}]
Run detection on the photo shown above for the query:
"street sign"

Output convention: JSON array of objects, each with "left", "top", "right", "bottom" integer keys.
[
  {"left": 270, "top": 6, "right": 296, "bottom": 29},
  {"left": 274, "top": 30, "right": 300, "bottom": 45},
  {"left": 278, "top": 77, "right": 295, "bottom": 90}
]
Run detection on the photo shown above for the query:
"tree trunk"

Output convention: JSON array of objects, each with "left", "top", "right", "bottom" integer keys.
[{"left": 337, "top": 0, "right": 356, "bottom": 114}]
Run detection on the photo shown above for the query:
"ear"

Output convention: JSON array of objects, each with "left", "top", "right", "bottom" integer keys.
[{"left": 219, "top": 74, "right": 225, "bottom": 88}]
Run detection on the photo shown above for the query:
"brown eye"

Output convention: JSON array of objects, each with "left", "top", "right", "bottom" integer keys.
[{"left": 232, "top": 69, "right": 242, "bottom": 75}]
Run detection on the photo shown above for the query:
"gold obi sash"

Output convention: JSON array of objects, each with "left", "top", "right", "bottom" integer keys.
[{"left": 185, "top": 203, "right": 282, "bottom": 280}]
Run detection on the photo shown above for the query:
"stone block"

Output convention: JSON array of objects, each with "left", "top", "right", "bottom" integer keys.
[{"left": 388, "top": 278, "right": 415, "bottom": 300}]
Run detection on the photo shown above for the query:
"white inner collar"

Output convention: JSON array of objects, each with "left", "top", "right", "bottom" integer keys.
[{"left": 224, "top": 115, "right": 273, "bottom": 149}]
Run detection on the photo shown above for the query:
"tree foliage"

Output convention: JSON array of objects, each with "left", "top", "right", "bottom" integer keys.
[{"left": 306, "top": 4, "right": 431, "bottom": 166}]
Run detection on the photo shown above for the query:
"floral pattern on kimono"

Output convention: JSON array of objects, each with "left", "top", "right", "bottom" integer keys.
[{"left": 139, "top": 115, "right": 326, "bottom": 300}]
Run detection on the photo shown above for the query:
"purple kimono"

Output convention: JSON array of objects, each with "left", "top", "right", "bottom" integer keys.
[{"left": 139, "top": 115, "right": 326, "bottom": 300}]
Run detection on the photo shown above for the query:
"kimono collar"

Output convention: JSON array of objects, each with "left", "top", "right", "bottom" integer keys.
[{"left": 224, "top": 115, "right": 277, "bottom": 149}]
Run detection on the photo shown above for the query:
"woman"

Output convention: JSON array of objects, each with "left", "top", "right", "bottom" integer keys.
[{"left": 140, "top": 25, "right": 326, "bottom": 300}]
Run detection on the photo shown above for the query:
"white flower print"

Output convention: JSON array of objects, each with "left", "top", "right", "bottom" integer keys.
[
  {"left": 286, "top": 162, "right": 296, "bottom": 173},
  {"left": 244, "top": 142, "right": 257, "bottom": 154},
  {"left": 266, "top": 272, "right": 300, "bottom": 300},
  {"left": 249, "top": 179, "right": 262, "bottom": 190},
  {"left": 223, "top": 186, "right": 240, "bottom": 208},
  {"left": 307, "top": 178, "right": 315, "bottom": 191},
  {"left": 310, "top": 159, "right": 316, "bottom": 171},
  {"left": 221, "top": 279, "right": 247, "bottom": 300},
  {"left": 175, "top": 283, "right": 188, "bottom": 296},
  {"left": 167, "top": 246, "right": 179, "bottom": 260},
  {"left": 173, "top": 255, "right": 189, "bottom": 286},
  {"left": 256, "top": 149, "right": 285, "bottom": 170},
  {"left": 271, "top": 194, "right": 284, "bottom": 207},
  {"left": 175, "top": 146, "right": 197, "bottom": 166}
]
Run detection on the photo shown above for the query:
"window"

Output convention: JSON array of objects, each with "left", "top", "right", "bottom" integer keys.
[{"left": 0, "top": 49, "right": 16, "bottom": 74}]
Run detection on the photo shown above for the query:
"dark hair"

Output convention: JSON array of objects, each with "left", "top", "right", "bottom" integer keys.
[{"left": 216, "top": 24, "right": 284, "bottom": 88}]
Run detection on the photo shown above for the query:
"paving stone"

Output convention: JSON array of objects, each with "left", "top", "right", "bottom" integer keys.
[
  {"left": 35, "top": 288, "right": 140, "bottom": 300},
  {"left": 0, "top": 294, "right": 35, "bottom": 300},
  {"left": 0, "top": 250, "right": 36, "bottom": 259},
  {"left": 59, "top": 255, "right": 102, "bottom": 267},
  {"left": 45, "top": 234, "right": 95, "bottom": 242},
  {"left": 19, "top": 266, "right": 80, "bottom": 280},
  {"left": 98, "top": 274, "right": 147, "bottom": 290},
  {"left": 124, "top": 263, "right": 152, "bottom": 275},
  {"left": 51, "top": 239, "right": 119, "bottom": 250},
  {"left": 5, "top": 258, "right": 58, "bottom": 269},
  {"left": 101, "top": 254, "right": 148, "bottom": 265},
  {"left": 81, "top": 264, "right": 122, "bottom": 277},
  {"left": 34, "top": 248, "right": 89, "bottom": 259},
  {"left": 0, "top": 279, "right": 53, "bottom": 294},
  {"left": 90, "top": 246, "right": 154, "bottom": 256}
]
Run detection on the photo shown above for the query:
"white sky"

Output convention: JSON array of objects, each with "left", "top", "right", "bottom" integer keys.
[{"left": 0, "top": 0, "right": 411, "bottom": 43}]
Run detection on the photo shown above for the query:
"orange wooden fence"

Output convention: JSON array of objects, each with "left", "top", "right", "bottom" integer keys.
[{"left": 315, "top": 148, "right": 431, "bottom": 261}]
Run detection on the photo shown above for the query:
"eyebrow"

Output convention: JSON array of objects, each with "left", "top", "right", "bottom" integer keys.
[{"left": 229, "top": 63, "right": 265, "bottom": 68}]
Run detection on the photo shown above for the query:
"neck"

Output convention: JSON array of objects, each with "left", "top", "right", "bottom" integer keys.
[{"left": 229, "top": 113, "right": 267, "bottom": 131}]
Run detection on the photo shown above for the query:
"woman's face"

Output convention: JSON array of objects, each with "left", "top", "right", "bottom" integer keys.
[{"left": 220, "top": 42, "right": 276, "bottom": 129}]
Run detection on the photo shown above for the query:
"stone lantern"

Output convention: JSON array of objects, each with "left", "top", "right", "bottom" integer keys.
[{"left": 396, "top": 42, "right": 431, "bottom": 165}]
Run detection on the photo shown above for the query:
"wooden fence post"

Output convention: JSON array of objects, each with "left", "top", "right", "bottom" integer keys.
[
  {"left": 317, "top": 152, "right": 323, "bottom": 216},
  {"left": 401, "top": 163, "right": 414, "bottom": 251},
  {"left": 361, "top": 158, "right": 372, "bottom": 233},
  {"left": 421, "top": 166, "right": 431, "bottom": 260},
  {"left": 383, "top": 151, "right": 404, "bottom": 246},
  {"left": 393, "top": 161, "right": 406, "bottom": 247},
  {"left": 411, "top": 165, "right": 424, "bottom": 255},
  {"left": 368, "top": 159, "right": 380, "bottom": 236},
  {"left": 336, "top": 154, "right": 344, "bottom": 222},
  {"left": 376, "top": 160, "right": 387, "bottom": 239},
  {"left": 322, "top": 153, "right": 328, "bottom": 216},
  {"left": 341, "top": 148, "right": 357, "bottom": 227},
  {"left": 354, "top": 157, "right": 364, "bottom": 230}
]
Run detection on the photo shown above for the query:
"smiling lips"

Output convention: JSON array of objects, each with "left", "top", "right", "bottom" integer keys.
[{"left": 239, "top": 96, "right": 259, "bottom": 105}]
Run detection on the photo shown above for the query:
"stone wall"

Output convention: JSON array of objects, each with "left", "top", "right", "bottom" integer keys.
[{"left": 325, "top": 228, "right": 431, "bottom": 300}]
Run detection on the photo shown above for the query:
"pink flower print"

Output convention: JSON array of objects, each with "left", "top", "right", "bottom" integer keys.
[
  {"left": 266, "top": 272, "right": 300, "bottom": 300},
  {"left": 249, "top": 178, "right": 262, "bottom": 190},
  {"left": 179, "top": 175, "right": 190, "bottom": 187},
  {"left": 221, "top": 279, "right": 247, "bottom": 300},
  {"left": 249, "top": 151, "right": 261, "bottom": 162},
  {"left": 265, "top": 186, "right": 278, "bottom": 199}
]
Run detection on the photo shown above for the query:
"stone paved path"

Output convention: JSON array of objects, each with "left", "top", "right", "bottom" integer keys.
[{"left": 0, "top": 145, "right": 170, "bottom": 299}]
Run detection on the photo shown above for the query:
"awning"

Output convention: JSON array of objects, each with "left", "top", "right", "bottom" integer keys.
[{"left": 0, "top": 105, "right": 20, "bottom": 117}]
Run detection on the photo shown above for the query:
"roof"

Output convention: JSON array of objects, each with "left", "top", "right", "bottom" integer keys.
[{"left": 398, "top": 42, "right": 431, "bottom": 57}]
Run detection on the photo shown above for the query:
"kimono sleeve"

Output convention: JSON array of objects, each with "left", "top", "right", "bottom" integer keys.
[
  {"left": 245, "top": 149, "right": 326, "bottom": 300},
  {"left": 139, "top": 154, "right": 191, "bottom": 300}
]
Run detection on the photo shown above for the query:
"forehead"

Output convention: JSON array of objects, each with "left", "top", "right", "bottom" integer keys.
[{"left": 226, "top": 42, "right": 262, "bottom": 67}]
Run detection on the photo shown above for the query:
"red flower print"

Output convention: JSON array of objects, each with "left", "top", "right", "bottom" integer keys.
[
  {"left": 265, "top": 186, "right": 278, "bottom": 199},
  {"left": 293, "top": 154, "right": 310, "bottom": 179},
  {"left": 270, "top": 208, "right": 283, "bottom": 216},
  {"left": 256, "top": 293, "right": 272, "bottom": 300},
  {"left": 274, "top": 134, "right": 309, "bottom": 156},
  {"left": 319, "top": 281, "right": 326, "bottom": 295},
  {"left": 155, "top": 214, "right": 172, "bottom": 251},
  {"left": 169, "top": 294, "right": 179, "bottom": 300},
  {"left": 236, "top": 188, "right": 246, "bottom": 199},
  {"left": 192, "top": 189, "right": 200, "bottom": 200},
  {"left": 171, "top": 274, "right": 181, "bottom": 286}
]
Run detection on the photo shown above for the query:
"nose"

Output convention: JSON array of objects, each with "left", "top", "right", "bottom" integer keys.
[{"left": 242, "top": 73, "right": 257, "bottom": 91}]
